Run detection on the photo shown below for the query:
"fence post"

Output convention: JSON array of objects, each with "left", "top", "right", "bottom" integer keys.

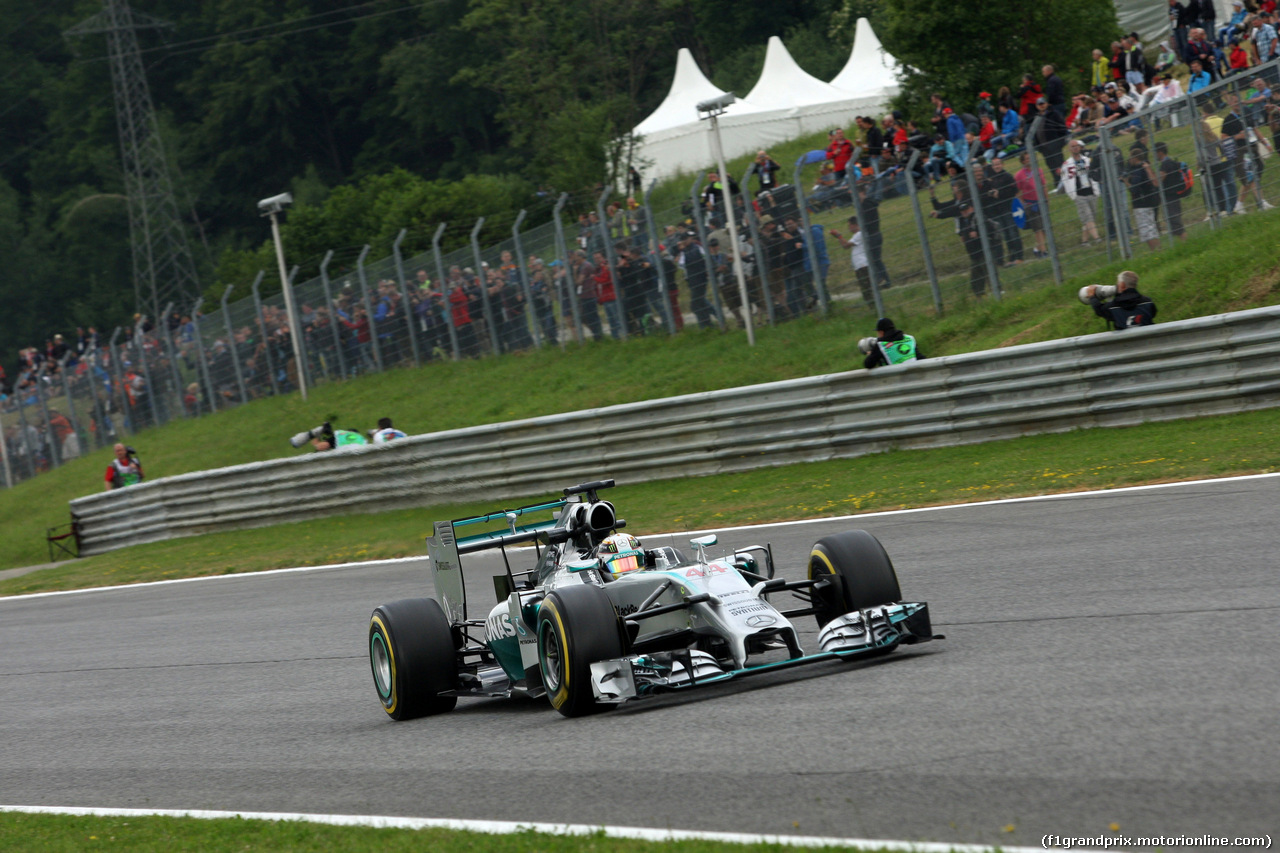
[
  {"left": 847, "top": 146, "right": 885, "bottom": 318},
  {"left": 595, "top": 186, "right": 628, "bottom": 341},
  {"left": 431, "top": 223, "right": 461, "bottom": 360},
  {"left": 15, "top": 387, "right": 36, "bottom": 479},
  {"left": 793, "top": 154, "right": 830, "bottom": 315},
  {"left": 58, "top": 355, "right": 84, "bottom": 459},
  {"left": 392, "top": 228, "right": 422, "bottom": 367},
  {"left": 35, "top": 364, "right": 60, "bottom": 468},
  {"left": 643, "top": 179, "right": 678, "bottom": 333},
  {"left": 1026, "top": 117, "right": 1064, "bottom": 284},
  {"left": 87, "top": 349, "right": 110, "bottom": 451},
  {"left": 251, "top": 271, "right": 280, "bottom": 395},
  {"left": 0, "top": 407, "right": 11, "bottom": 487},
  {"left": 963, "top": 140, "right": 1003, "bottom": 299},
  {"left": 738, "top": 164, "right": 777, "bottom": 326},
  {"left": 221, "top": 284, "right": 250, "bottom": 403},
  {"left": 108, "top": 327, "right": 130, "bottom": 437},
  {"left": 134, "top": 319, "right": 164, "bottom": 427},
  {"left": 191, "top": 297, "right": 216, "bottom": 414},
  {"left": 158, "top": 302, "right": 186, "bottom": 419},
  {"left": 903, "top": 150, "right": 944, "bottom": 314},
  {"left": 511, "top": 209, "right": 542, "bottom": 348},
  {"left": 551, "top": 193, "right": 582, "bottom": 344},
  {"left": 689, "top": 174, "right": 727, "bottom": 329},
  {"left": 1185, "top": 92, "right": 1221, "bottom": 228},
  {"left": 356, "top": 245, "right": 385, "bottom": 372},
  {"left": 285, "top": 264, "right": 313, "bottom": 390},
  {"left": 1098, "top": 125, "right": 1133, "bottom": 258},
  {"left": 469, "top": 218, "right": 501, "bottom": 353},
  {"left": 317, "top": 250, "right": 348, "bottom": 380}
]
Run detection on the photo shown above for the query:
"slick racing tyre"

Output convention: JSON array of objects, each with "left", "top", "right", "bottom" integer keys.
[
  {"left": 369, "top": 598, "right": 458, "bottom": 721},
  {"left": 537, "top": 584, "right": 625, "bottom": 718},
  {"left": 808, "top": 529, "right": 902, "bottom": 628}
]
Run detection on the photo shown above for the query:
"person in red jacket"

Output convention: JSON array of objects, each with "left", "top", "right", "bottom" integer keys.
[
  {"left": 446, "top": 268, "right": 480, "bottom": 357},
  {"left": 1017, "top": 73, "right": 1043, "bottom": 119},
  {"left": 826, "top": 128, "right": 855, "bottom": 180},
  {"left": 104, "top": 443, "right": 143, "bottom": 490},
  {"left": 592, "top": 251, "right": 621, "bottom": 339}
]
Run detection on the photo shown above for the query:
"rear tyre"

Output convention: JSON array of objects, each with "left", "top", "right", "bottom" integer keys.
[
  {"left": 537, "top": 584, "right": 625, "bottom": 718},
  {"left": 809, "top": 530, "right": 902, "bottom": 628},
  {"left": 369, "top": 598, "right": 458, "bottom": 720}
]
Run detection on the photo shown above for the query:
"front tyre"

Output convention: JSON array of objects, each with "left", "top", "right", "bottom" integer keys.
[
  {"left": 369, "top": 598, "right": 458, "bottom": 720},
  {"left": 809, "top": 530, "right": 902, "bottom": 628},
  {"left": 537, "top": 584, "right": 625, "bottom": 718}
]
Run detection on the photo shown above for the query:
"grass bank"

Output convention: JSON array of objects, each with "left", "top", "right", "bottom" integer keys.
[
  {"left": 2, "top": 210, "right": 1278, "bottom": 577},
  {"left": 4, "top": 406, "right": 1276, "bottom": 597}
]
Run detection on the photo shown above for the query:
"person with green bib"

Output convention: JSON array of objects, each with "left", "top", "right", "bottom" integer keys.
[
  {"left": 289, "top": 422, "right": 369, "bottom": 452},
  {"left": 862, "top": 317, "right": 924, "bottom": 369},
  {"left": 104, "top": 443, "right": 143, "bottom": 490}
]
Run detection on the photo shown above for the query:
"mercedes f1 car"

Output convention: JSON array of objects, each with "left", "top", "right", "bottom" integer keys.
[{"left": 368, "top": 479, "right": 941, "bottom": 719}]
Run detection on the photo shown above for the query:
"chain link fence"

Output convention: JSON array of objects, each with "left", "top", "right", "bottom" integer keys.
[{"left": 6, "top": 58, "right": 1280, "bottom": 491}]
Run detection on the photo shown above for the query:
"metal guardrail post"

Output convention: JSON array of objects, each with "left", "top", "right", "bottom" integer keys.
[
  {"left": 1026, "top": 117, "right": 1063, "bottom": 285},
  {"left": 356, "top": 245, "right": 384, "bottom": 371},
  {"left": 222, "top": 284, "right": 249, "bottom": 403},
  {"left": 159, "top": 302, "right": 186, "bottom": 418},
  {"left": 689, "top": 174, "right": 726, "bottom": 330},
  {"left": 847, "top": 146, "right": 885, "bottom": 318},
  {"left": 57, "top": 354, "right": 84, "bottom": 458},
  {"left": 964, "top": 140, "right": 1003, "bottom": 299},
  {"left": 432, "top": 223, "right": 461, "bottom": 360},
  {"left": 511, "top": 210, "right": 541, "bottom": 348},
  {"left": 318, "top": 250, "right": 347, "bottom": 379},
  {"left": 469, "top": 218, "right": 501, "bottom": 353},
  {"left": 35, "top": 364, "right": 59, "bottom": 468},
  {"left": 595, "top": 186, "right": 627, "bottom": 341},
  {"left": 904, "top": 150, "right": 944, "bottom": 314},
  {"left": 133, "top": 319, "right": 163, "bottom": 427},
  {"left": 192, "top": 297, "right": 216, "bottom": 414},
  {"left": 1099, "top": 126, "right": 1133, "bottom": 257},
  {"left": 643, "top": 179, "right": 678, "bottom": 333},
  {"left": 793, "top": 154, "right": 830, "bottom": 315},
  {"left": 739, "top": 164, "right": 776, "bottom": 326},
  {"left": 251, "top": 271, "right": 279, "bottom": 395},
  {"left": 1185, "top": 92, "right": 1221, "bottom": 229},
  {"left": 551, "top": 194, "right": 582, "bottom": 344},
  {"left": 393, "top": 228, "right": 421, "bottom": 366},
  {"left": 108, "top": 327, "right": 130, "bottom": 436}
]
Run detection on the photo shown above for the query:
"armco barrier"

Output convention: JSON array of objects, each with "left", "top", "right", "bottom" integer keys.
[{"left": 70, "top": 306, "right": 1280, "bottom": 555}]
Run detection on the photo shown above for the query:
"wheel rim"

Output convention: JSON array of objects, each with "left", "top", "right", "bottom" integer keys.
[
  {"left": 370, "top": 632, "right": 393, "bottom": 700},
  {"left": 539, "top": 620, "right": 563, "bottom": 692}
]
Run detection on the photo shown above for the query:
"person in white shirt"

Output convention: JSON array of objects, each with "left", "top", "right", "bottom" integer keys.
[
  {"left": 829, "top": 216, "right": 873, "bottom": 308},
  {"left": 1060, "top": 140, "right": 1101, "bottom": 245}
]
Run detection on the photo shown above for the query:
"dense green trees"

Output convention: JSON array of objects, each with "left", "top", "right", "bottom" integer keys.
[{"left": 0, "top": 0, "right": 1119, "bottom": 372}]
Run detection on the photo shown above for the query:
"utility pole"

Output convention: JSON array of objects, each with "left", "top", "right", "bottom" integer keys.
[{"left": 66, "top": 0, "right": 202, "bottom": 324}]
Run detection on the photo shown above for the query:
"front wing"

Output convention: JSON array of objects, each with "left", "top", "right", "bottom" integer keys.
[{"left": 590, "top": 602, "right": 941, "bottom": 703}]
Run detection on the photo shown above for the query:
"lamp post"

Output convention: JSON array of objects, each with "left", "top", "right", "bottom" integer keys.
[
  {"left": 258, "top": 192, "right": 308, "bottom": 400},
  {"left": 697, "top": 93, "right": 754, "bottom": 346}
]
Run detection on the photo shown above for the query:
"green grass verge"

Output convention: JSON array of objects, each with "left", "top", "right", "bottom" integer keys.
[
  {"left": 2, "top": 207, "right": 1278, "bottom": 578},
  {"left": 5, "top": 406, "right": 1276, "bottom": 597},
  {"left": 0, "top": 812, "right": 918, "bottom": 853}
]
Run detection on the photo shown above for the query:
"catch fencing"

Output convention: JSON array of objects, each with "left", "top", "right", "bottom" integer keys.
[
  {"left": 68, "top": 304, "right": 1280, "bottom": 555},
  {"left": 5, "top": 58, "right": 1280, "bottom": 491}
]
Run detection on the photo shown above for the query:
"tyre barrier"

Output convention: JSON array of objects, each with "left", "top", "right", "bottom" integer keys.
[{"left": 70, "top": 306, "right": 1280, "bottom": 555}]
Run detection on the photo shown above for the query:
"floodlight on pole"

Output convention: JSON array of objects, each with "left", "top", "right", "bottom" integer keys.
[
  {"left": 258, "top": 192, "right": 308, "bottom": 401},
  {"left": 697, "top": 94, "right": 755, "bottom": 346}
]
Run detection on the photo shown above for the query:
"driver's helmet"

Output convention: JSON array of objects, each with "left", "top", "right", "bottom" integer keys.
[{"left": 596, "top": 533, "right": 645, "bottom": 578}]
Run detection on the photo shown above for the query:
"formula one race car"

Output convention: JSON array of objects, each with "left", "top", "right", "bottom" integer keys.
[{"left": 368, "top": 480, "right": 941, "bottom": 719}]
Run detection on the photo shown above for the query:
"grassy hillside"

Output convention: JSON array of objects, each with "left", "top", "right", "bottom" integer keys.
[{"left": 3, "top": 210, "right": 1279, "bottom": 573}]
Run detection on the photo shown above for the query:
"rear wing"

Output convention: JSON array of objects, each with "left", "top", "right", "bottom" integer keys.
[{"left": 424, "top": 497, "right": 571, "bottom": 624}]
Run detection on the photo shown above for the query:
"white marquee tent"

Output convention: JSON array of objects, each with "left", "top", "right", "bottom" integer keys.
[{"left": 631, "top": 18, "right": 900, "bottom": 185}]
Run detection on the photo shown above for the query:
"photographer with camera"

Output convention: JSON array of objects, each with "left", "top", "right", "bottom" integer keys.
[
  {"left": 104, "top": 442, "right": 143, "bottom": 490},
  {"left": 1079, "top": 270, "right": 1157, "bottom": 330},
  {"left": 859, "top": 317, "right": 924, "bottom": 369},
  {"left": 289, "top": 422, "right": 369, "bottom": 452}
]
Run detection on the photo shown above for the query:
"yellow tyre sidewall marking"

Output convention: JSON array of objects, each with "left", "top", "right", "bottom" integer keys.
[
  {"left": 370, "top": 615, "right": 397, "bottom": 716},
  {"left": 542, "top": 600, "right": 571, "bottom": 709},
  {"left": 809, "top": 547, "right": 835, "bottom": 580}
]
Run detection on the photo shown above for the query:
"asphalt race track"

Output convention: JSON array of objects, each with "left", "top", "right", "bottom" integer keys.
[{"left": 1, "top": 476, "right": 1277, "bottom": 851}]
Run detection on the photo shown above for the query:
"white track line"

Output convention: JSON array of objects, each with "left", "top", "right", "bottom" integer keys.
[
  {"left": 6, "top": 471, "right": 1276, "bottom": 602},
  {"left": 0, "top": 805, "right": 1104, "bottom": 852}
]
